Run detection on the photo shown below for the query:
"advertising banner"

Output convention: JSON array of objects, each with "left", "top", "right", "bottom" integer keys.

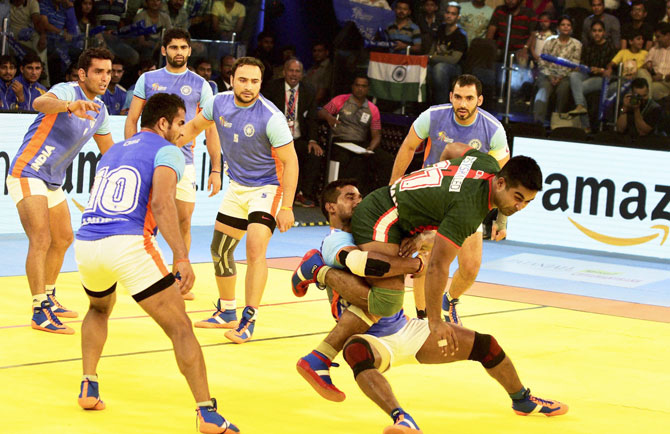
[{"left": 508, "top": 137, "right": 670, "bottom": 260}]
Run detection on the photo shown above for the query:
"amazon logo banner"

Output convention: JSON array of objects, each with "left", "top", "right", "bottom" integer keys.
[{"left": 508, "top": 138, "right": 670, "bottom": 260}]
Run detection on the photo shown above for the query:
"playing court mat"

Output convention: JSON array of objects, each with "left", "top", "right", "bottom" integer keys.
[{"left": 1, "top": 260, "right": 669, "bottom": 434}]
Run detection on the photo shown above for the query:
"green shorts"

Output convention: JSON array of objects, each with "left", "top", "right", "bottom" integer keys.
[{"left": 351, "top": 187, "right": 403, "bottom": 246}]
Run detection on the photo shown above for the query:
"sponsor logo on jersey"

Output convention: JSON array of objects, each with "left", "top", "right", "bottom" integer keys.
[
  {"left": 244, "top": 123, "right": 255, "bottom": 137},
  {"left": 219, "top": 116, "right": 232, "bottom": 128},
  {"left": 448, "top": 156, "right": 476, "bottom": 192},
  {"left": 437, "top": 131, "right": 454, "bottom": 143},
  {"left": 180, "top": 85, "right": 192, "bottom": 96},
  {"left": 123, "top": 139, "right": 140, "bottom": 147},
  {"left": 151, "top": 83, "right": 167, "bottom": 91}
]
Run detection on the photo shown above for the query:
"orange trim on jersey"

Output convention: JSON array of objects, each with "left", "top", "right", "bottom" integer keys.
[
  {"left": 11, "top": 113, "right": 58, "bottom": 178},
  {"left": 423, "top": 137, "right": 432, "bottom": 164},
  {"left": 143, "top": 191, "right": 169, "bottom": 276},
  {"left": 19, "top": 177, "right": 32, "bottom": 198},
  {"left": 270, "top": 147, "right": 285, "bottom": 215},
  {"left": 436, "top": 231, "right": 462, "bottom": 249}
]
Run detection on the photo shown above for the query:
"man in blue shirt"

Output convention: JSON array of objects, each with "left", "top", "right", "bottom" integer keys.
[
  {"left": 387, "top": 0, "right": 423, "bottom": 54},
  {"left": 0, "top": 54, "right": 21, "bottom": 110},
  {"left": 100, "top": 59, "right": 126, "bottom": 115},
  {"left": 75, "top": 93, "right": 240, "bottom": 434},
  {"left": 15, "top": 52, "right": 47, "bottom": 111}
]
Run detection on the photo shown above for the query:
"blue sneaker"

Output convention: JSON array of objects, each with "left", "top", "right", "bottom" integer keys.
[
  {"left": 512, "top": 388, "right": 568, "bottom": 417},
  {"left": 296, "top": 351, "right": 346, "bottom": 402},
  {"left": 195, "top": 300, "right": 239, "bottom": 329},
  {"left": 292, "top": 249, "right": 325, "bottom": 297},
  {"left": 196, "top": 398, "right": 240, "bottom": 434},
  {"left": 32, "top": 300, "right": 75, "bottom": 334},
  {"left": 78, "top": 379, "right": 105, "bottom": 410},
  {"left": 47, "top": 289, "right": 78, "bottom": 318},
  {"left": 442, "top": 293, "right": 461, "bottom": 325},
  {"left": 384, "top": 410, "right": 422, "bottom": 434},
  {"left": 224, "top": 306, "right": 256, "bottom": 344}
]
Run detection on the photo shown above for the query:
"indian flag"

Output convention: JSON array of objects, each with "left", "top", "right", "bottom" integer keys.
[{"left": 368, "top": 52, "right": 428, "bottom": 102}]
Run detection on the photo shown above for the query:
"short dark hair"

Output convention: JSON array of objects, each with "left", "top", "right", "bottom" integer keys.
[
  {"left": 77, "top": 47, "right": 113, "bottom": 72},
  {"left": 0, "top": 54, "right": 17, "bottom": 68},
  {"left": 452, "top": 74, "right": 482, "bottom": 96},
  {"left": 21, "top": 52, "right": 42, "bottom": 67},
  {"left": 590, "top": 19, "right": 605, "bottom": 30},
  {"left": 162, "top": 28, "right": 191, "bottom": 47},
  {"left": 558, "top": 14, "right": 573, "bottom": 27},
  {"left": 627, "top": 27, "right": 644, "bottom": 41},
  {"left": 396, "top": 0, "right": 412, "bottom": 10},
  {"left": 112, "top": 58, "right": 125, "bottom": 68},
  {"left": 353, "top": 73, "right": 370, "bottom": 84},
  {"left": 320, "top": 178, "right": 358, "bottom": 219},
  {"left": 631, "top": 77, "right": 649, "bottom": 90},
  {"left": 193, "top": 57, "right": 211, "bottom": 69},
  {"left": 497, "top": 156, "right": 543, "bottom": 192},
  {"left": 630, "top": 0, "right": 645, "bottom": 10},
  {"left": 232, "top": 56, "right": 265, "bottom": 78},
  {"left": 657, "top": 22, "right": 670, "bottom": 36},
  {"left": 140, "top": 93, "right": 186, "bottom": 128},
  {"left": 257, "top": 30, "right": 274, "bottom": 42}
]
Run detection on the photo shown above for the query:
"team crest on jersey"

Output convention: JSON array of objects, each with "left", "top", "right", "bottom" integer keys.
[
  {"left": 437, "top": 131, "right": 454, "bottom": 143},
  {"left": 469, "top": 139, "right": 482, "bottom": 150},
  {"left": 180, "top": 85, "right": 192, "bottom": 96},
  {"left": 244, "top": 124, "right": 255, "bottom": 137},
  {"left": 151, "top": 83, "right": 167, "bottom": 91}
]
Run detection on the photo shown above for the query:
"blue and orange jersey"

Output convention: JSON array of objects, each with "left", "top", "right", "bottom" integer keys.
[
  {"left": 101, "top": 84, "right": 127, "bottom": 115},
  {"left": 9, "top": 82, "right": 111, "bottom": 189},
  {"left": 76, "top": 131, "right": 185, "bottom": 241},
  {"left": 412, "top": 104, "right": 509, "bottom": 168},
  {"left": 201, "top": 91, "right": 293, "bottom": 187},
  {"left": 133, "top": 68, "right": 213, "bottom": 165},
  {"left": 320, "top": 228, "right": 408, "bottom": 337}
]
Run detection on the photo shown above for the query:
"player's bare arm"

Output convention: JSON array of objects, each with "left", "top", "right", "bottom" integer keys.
[
  {"left": 204, "top": 123, "right": 222, "bottom": 197},
  {"left": 152, "top": 166, "right": 194, "bottom": 293},
  {"left": 124, "top": 96, "right": 146, "bottom": 139},
  {"left": 93, "top": 133, "right": 114, "bottom": 155},
  {"left": 33, "top": 93, "right": 100, "bottom": 120},
  {"left": 389, "top": 126, "right": 422, "bottom": 183},
  {"left": 274, "top": 142, "right": 299, "bottom": 232},
  {"left": 438, "top": 142, "right": 472, "bottom": 161},
  {"left": 177, "top": 112, "right": 214, "bottom": 147},
  {"left": 336, "top": 245, "right": 424, "bottom": 278}
]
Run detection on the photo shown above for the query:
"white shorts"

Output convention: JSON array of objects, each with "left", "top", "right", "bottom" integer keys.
[
  {"left": 74, "top": 235, "right": 174, "bottom": 302},
  {"left": 175, "top": 164, "right": 196, "bottom": 203},
  {"left": 218, "top": 180, "right": 282, "bottom": 220},
  {"left": 6, "top": 175, "right": 66, "bottom": 208},
  {"left": 361, "top": 318, "right": 431, "bottom": 372}
]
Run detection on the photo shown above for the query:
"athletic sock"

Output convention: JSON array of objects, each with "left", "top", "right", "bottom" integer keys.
[
  {"left": 45, "top": 285, "right": 55, "bottom": 296},
  {"left": 82, "top": 374, "right": 99, "bottom": 382},
  {"left": 509, "top": 387, "right": 527, "bottom": 400},
  {"left": 316, "top": 265, "right": 331, "bottom": 286},
  {"left": 219, "top": 298, "right": 236, "bottom": 311},
  {"left": 196, "top": 400, "right": 214, "bottom": 408},
  {"left": 32, "top": 293, "right": 48, "bottom": 308},
  {"left": 315, "top": 342, "right": 338, "bottom": 361}
]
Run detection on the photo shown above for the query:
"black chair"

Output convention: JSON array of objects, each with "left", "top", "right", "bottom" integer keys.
[{"left": 548, "top": 126, "right": 589, "bottom": 142}]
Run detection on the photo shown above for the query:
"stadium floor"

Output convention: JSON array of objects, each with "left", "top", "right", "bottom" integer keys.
[{"left": 0, "top": 226, "right": 669, "bottom": 433}]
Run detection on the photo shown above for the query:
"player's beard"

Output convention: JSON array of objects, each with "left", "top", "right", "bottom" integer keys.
[
  {"left": 166, "top": 54, "right": 187, "bottom": 68},
  {"left": 455, "top": 106, "right": 476, "bottom": 122},
  {"left": 234, "top": 88, "right": 258, "bottom": 105}
]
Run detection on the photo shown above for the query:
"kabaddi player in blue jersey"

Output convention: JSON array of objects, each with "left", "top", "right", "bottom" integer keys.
[
  {"left": 125, "top": 28, "right": 221, "bottom": 301},
  {"left": 179, "top": 56, "right": 299, "bottom": 343},
  {"left": 389, "top": 74, "right": 511, "bottom": 325},
  {"left": 75, "top": 94, "right": 240, "bottom": 434},
  {"left": 7, "top": 48, "right": 115, "bottom": 334},
  {"left": 293, "top": 179, "right": 567, "bottom": 433}
]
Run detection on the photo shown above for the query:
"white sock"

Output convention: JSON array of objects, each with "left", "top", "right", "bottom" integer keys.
[
  {"left": 220, "top": 299, "right": 236, "bottom": 310},
  {"left": 197, "top": 400, "right": 214, "bottom": 408},
  {"left": 82, "top": 374, "right": 98, "bottom": 382},
  {"left": 45, "top": 285, "right": 55, "bottom": 295},
  {"left": 32, "top": 293, "right": 48, "bottom": 308}
]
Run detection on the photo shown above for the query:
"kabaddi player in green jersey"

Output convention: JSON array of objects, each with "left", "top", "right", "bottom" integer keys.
[{"left": 351, "top": 142, "right": 543, "bottom": 352}]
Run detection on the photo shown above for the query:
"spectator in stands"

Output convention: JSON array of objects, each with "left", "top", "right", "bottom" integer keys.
[
  {"left": 318, "top": 75, "right": 395, "bottom": 195},
  {"left": 133, "top": 0, "right": 172, "bottom": 60},
  {"left": 429, "top": 2, "right": 468, "bottom": 104},
  {"left": 387, "top": 0, "right": 422, "bottom": 54},
  {"left": 211, "top": 0, "right": 245, "bottom": 40},
  {"left": 417, "top": 0, "right": 441, "bottom": 53},
  {"left": 533, "top": 15, "right": 582, "bottom": 123},
  {"left": 304, "top": 42, "right": 333, "bottom": 106},
  {"left": 265, "top": 58, "right": 322, "bottom": 207},
  {"left": 194, "top": 57, "right": 218, "bottom": 93},
  {"left": 638, "top": 22, "right": 670, "bottom": 100},
  {"left": 568, "top": 19, "right": 617, "bottom": 131},
  {"left": 183, "top": 0, "right": 213, "bottom": 38},
  {"left": 528, "top": 11, "right": 554, "bottom": 65},
  {"left": 121, "top": 57, "right": 156, "bottom": 114},
  {"left": 606, "top": 28, "right": 648, "bottom": 80},
  {"left": 216, "top": 54, "right": 234, "bottom": 91},
  {"left": 64, "top": 61, "right": 78, "bottom": 81},
  {"left": 14, "top": 52, "right": 47, "bottom": 110},
  {"left": 526, "top": 0, "right": 555, "bottom": 16},
  {"left": 486, "top": 0, "right": 536, "bottom": 64},
  {"left": 10, "top": 0, "right": 45, "bottom": 60},
  {"left": 95, "top": 0, "right": 139, "bottom": 66},
  {"left": 582, "top": 0, "right": 621, "bottom": 48},
  {"left": 252, "top": 30, "right": 277, "bottom": 82},
  {"left": 0, "top": 54, "right": 21, "bottom": 110},
  {"left": 101, "top": 58, "right": 126, "bottom": 115},
  {"left": 663, "top": 0, "right": 670, "bottom": 23},
  {"left": 616, "top": 77, "right": 661, "bottom": 136},
  {"left": 273, "top": 44, "right": 296, "bottom": 80},
  {"left": 458, "top": 0, "right": 494, "bottom": 44},
  {"left": 40, "top": 0, "right": 81, "bottom": 84},
  {"left": 75, "top": 0, "right": 106, "bottom": 49},
  {"left": 621, "top": 0, "right": 654, "bottom": 51},
  {"left": 162, "top": 0, "right": 188, "bottom": 29}
]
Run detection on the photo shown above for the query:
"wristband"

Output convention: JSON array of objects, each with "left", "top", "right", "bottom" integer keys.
[
  {"left": 175, "top": 258, "right": 190, "bottom": 265},
  {"left": 211, "top": 170, "right": 221, "bottom": 173},
  {"left": 281, "top": 206, "right": 292, "bottom": 211},
  {"left": 65, "top": 101, "right": 71, "bottom": 114}
]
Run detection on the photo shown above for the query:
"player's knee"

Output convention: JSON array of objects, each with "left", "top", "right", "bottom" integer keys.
[
  {"left": 210, "top": 231, "right": 239, "bottom": 277},
  {"left": 343, "top": 337, "right": 376, "bottom": 379},
  {"left": 468, "top": 332, "right": 506, "bottom": 369},
  {"left": 458, "top": 258, "right": 481, "bottom": 282},
  {"left": 367, "top": 286, "right": 404, "bottom": 317}
]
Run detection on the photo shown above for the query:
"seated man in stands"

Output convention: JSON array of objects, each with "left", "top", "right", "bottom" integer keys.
[
  {"left": 0, "top": 55, "right": 21, "bottom": 111},
  {"left": 582, "top": 0, "right": 621, "bottom": 49},
  {"left": 615, "top": 77, "right": 661, "bottom": 137},
  {"left": 387, "top": 0, "right": 422, "bottom": 54},
  {"left": 14, "top": 53, "right": 47, "bottom": 111},
  {"left": 429, "top": 2, "right": 468, "bottom": 104},
  {"left": 318, "top": 75, "right": 394, "bottom": 195},
  {"left": 637, "top": 22, "right": 670, "bottom": 101}
]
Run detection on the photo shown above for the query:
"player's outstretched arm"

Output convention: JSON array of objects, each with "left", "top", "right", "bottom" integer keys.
[
  {"left": 337, "top": 246, "right": 423, "bottom": 278},
  {"left": 124, "top": 96, "right": 145, "bottom": 139},
  {"left": 33, "top": 93, "right": 100, "bottom": 120},
  {"left": 389, "top": 126, "right": 422, "bottom": 184},
  {"left": 177, "top": 112, "right": 213, "bottom": 148},
  {"left": 274, "top": 142, "right": 299, "bottom": 232},
  {"left": 152, "top": 166, "right": 194, "bottom": 292}
]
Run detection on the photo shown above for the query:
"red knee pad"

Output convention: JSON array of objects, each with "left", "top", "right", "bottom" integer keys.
[
  {"left": 343, "top": 338, "right": 376, "bottom": 378},
  {"left": 468, "top": 332, "right": 506, "bottom": 369}
]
